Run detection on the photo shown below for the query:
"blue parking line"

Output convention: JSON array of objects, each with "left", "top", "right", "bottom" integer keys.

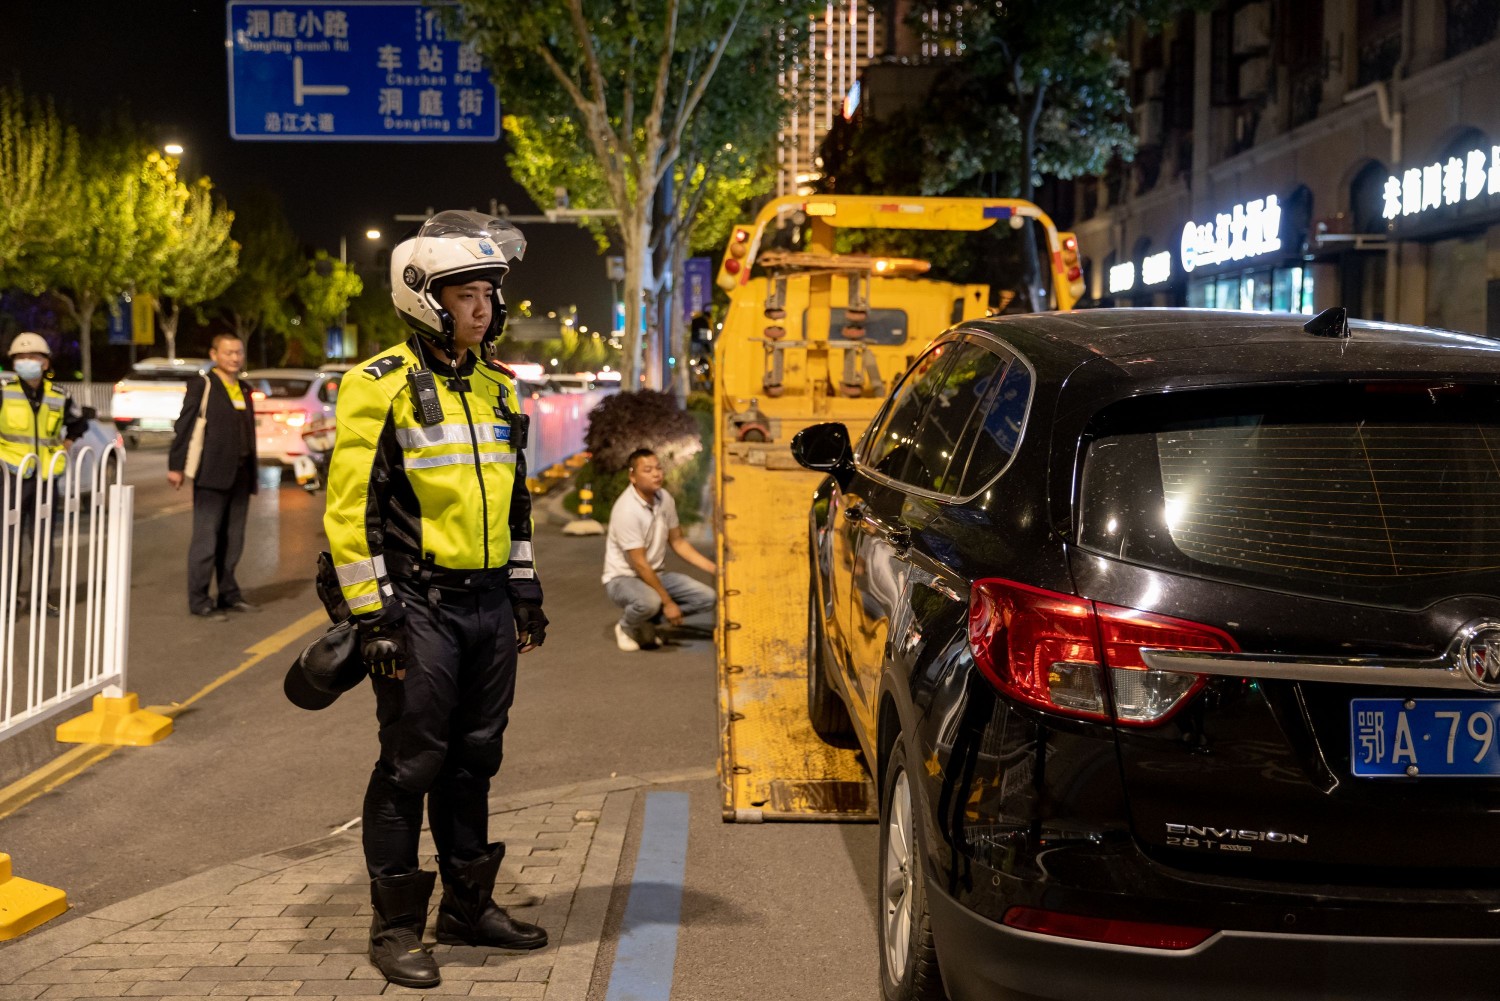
[{"left": 605, "top": 791, "right": 691, "bottom": 1001}]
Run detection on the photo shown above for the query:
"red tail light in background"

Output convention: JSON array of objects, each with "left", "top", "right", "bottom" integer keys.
[
  {"left": 1003, "top": 907, "right": 1215, "bottom": 950},
  {"left": 270, "top": 409, "right": 310, "bottom": 428},
  {"left": 967, "top": 579, "right": 1237, "bottom": 726}
]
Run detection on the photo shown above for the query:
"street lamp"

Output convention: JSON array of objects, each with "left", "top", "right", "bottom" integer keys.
[
  {"left": 334, "top": 228, "right": 385, "bottom": 361},
  {"left": 163, "top": 142, "right": 184, "bottom": 156}
]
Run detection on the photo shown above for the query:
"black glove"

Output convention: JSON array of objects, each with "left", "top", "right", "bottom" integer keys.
[
  {"left": 357, "top": 608, "right": 409, "bottom": 678},
  {"left": 514, "top": 602, "right": 548, "bottom": 651}
]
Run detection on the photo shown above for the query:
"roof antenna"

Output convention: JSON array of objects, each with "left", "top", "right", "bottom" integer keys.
[{"left": 1304, "top": 306, "right": 1349, "bottom": 339}]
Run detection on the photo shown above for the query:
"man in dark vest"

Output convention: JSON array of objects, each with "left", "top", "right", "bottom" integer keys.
[{"left": 167, "top": 333, "right": 260, "bottom": 620}]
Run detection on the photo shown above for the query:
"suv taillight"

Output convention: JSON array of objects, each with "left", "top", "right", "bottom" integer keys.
[{"left": 967, "top": 579, "right": 1237, "bottom": 727}]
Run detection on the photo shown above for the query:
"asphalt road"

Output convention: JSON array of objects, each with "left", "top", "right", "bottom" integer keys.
[{"left": 0, "top": 444, "right": 880, "bottom": 999}]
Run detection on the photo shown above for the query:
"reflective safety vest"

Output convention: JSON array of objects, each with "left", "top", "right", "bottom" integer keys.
[
  {"left": 323, "top": 340, "right": 539, "bottom": 617},
  {"left": 0, "top": 378, "right": 68, "bottom": 480}
]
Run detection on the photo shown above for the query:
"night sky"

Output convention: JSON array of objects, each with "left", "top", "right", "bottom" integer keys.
[{"left": 3, "top": 0, "right": 615, "bottom": 339}]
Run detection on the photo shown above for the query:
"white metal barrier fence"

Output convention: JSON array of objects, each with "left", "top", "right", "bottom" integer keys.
[
  {"left": 53, "top": 383, "right": 114, "bottom": 419},
  {"left": 0, "top": 445, "right": 133, "bottom": 742},
  {"left": 520, "top": 387, "right": 616, "bottom": 473}
]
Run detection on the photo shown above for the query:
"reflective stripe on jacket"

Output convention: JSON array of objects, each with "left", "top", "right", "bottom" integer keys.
[
  {"left": 322, "top": 340, "right": 540, "bottom": 616},
  {"left": 0, "top": 379, "right": 68, "bottom": 479}
]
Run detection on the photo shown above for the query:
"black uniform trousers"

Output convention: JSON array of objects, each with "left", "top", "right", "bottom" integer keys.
[
  {"left": 363, "top": 576, "right": 518, "bottom": 879},
  {"left": 186, "top": 466, "right": 251, "bottom": 613}
]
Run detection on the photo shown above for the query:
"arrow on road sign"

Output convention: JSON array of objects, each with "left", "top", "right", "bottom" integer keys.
[{"left": 293, "top": 57, "right": 349, "bottom": 106}]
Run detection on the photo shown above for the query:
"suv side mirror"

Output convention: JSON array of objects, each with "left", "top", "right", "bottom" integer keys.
[{"left": 791, "top": 422, "right": 854, "bottom": 487}]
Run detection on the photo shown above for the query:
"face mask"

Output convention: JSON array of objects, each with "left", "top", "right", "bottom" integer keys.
[{"left": 13, "top": 360, "right": 43, "bottom": 382}]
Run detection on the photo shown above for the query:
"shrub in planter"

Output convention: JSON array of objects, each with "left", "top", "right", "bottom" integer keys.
[{"left": 584, "top": 390, "right": 702, "bottom": 474}]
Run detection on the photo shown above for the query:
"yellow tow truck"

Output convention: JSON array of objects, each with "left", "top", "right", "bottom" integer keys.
[{"left": 712, "top": 194, "right": 1084, "bottom": 822}]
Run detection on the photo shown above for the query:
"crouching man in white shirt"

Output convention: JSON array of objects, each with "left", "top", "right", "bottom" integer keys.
[{"left": 602, "top": 448, "right": 717, "bottom": 651}]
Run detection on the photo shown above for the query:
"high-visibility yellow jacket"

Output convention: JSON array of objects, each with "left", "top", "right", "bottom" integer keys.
[
  {"left": 323, "top": 339, "right": 540, "bottom": 617},
  {"left": 0, "top": 377, "right": 81, "bottom": 480}
]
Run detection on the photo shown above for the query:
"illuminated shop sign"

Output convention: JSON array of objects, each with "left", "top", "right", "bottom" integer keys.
[
  {"left": 1141, "top": 250, "right": 1172, "bottom": 286},
  {"left": 1180, "top": 195, "right": 1282, "bottom": 273},
  {"left": 1382, "top": 145, "right": 1500, "bottom": 219},
  {"left": 1107, "top": 250, "right": 1173, "bottom": 295}
]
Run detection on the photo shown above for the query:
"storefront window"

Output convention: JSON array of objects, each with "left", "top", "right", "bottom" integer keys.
[{"left": 1190, "top": 267, "right": 1314, "bottom": 314}]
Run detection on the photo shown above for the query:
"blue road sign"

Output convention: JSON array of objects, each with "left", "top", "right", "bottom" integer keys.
[
  {"left": 226, "top": 1, "right": 500, "bottom": 142},
  {"left": 107, "top": 296, "right": 132, "bottom": 347}
]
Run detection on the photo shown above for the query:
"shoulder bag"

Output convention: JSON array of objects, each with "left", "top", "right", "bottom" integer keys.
[{"left": 184, "top": 375, "right": 212, "bottom": 479}]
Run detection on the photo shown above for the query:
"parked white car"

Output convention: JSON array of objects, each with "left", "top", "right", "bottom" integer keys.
[
  {"left": 245, "top": 368, "right": 343, "bottom": 465},
  {"left": 110, "top": 357, "right": 211, "bottom": 448}
]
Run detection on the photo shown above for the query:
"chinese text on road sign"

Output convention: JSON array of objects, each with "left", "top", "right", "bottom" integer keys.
[{"left": 227, "top": 2, "right": 500, "bottom": 142}]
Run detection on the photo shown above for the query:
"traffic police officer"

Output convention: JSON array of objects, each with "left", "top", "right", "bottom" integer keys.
[
  {"left": 323, "top": 212, "right": 548, "bottom": 988},
  {"left": 0, "top": 332, "right": 88, "bottom": 481},
  {"left": 0, "top": 333, "right": 88, "bottom": 596}
]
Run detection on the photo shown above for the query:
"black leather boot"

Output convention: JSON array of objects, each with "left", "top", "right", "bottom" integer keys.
[
  {"left": 435, "top": 843, "right": 549, "bottom": 950},
  {"left": 369, "top": 870, "right": 441, "bottom": 988}
]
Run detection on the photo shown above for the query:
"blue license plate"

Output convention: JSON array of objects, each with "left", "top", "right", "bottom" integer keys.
[{"left": 1351, "top": 699, "right": 1500, "bottom": 777}]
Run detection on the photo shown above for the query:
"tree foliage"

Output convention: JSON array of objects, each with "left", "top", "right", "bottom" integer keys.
[
  {"left": 218, "top": 188, "right": 301, "bottom": 365},
  {"left": 346, "top": 279, "right": 409, "bottom": 356},
  {"left": 0, "top": 86, "right": 80, "bottom": 282},
  {"left": 503, "top": 114, "right": 613, "bottom": 252},
  {"left": 454, "top": 0, "right": 818, "bottom": 390},
  {"left": 287, "top": 251, "right": 362, "bottom": 364},
  {"left": 152, "top": 178, "right": 238, "bottom": 361},
  {"left": 29, "top": 141, "right": 184, "bottom": 382}
]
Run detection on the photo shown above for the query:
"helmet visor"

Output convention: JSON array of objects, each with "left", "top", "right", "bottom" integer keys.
[{"left": 408, "top": 210, "right": 526, "bottom": 283}]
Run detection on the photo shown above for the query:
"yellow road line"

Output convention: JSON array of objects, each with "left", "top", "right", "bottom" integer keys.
[
  {"left": 0, "top": 610, "right": 327, "bottom": 821},
  {"left": 158, "top": 610, "right": 326, "bottom": 714},
  {"left": 0, "top": 744, "right": 120, "bottom": 819}
]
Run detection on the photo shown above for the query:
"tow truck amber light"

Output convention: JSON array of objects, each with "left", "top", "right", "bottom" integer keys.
[
  {"left": 967, "top": 579, "right": 1238, "bottom": 726},
  {"left": 1003, "top": 907, "right": 1214, "bottom": 950}
]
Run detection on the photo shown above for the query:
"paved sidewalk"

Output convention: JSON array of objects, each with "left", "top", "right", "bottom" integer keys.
[{"left": 0, "top": 770, "right": 707, "bottom": 1000}]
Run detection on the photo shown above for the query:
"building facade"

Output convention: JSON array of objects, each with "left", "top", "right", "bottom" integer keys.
[
  {"left": 778, "top": 2, "right": 964, "bottom": 196},
  {"left": 1073, "top": 0, "right": 1500, "bottom": 336}
]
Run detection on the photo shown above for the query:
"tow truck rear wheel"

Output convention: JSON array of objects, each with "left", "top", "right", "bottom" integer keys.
[
  {"left": 879, "top": 736, "right": 944, "bottom": 1001},
  {"left": 807, "top": 566, "right": 856, "bottom": 748}
]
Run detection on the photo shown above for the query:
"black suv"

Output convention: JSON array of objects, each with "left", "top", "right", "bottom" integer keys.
[{"left": 792, "top": 309, "right": 1500, "bottom": 1001}]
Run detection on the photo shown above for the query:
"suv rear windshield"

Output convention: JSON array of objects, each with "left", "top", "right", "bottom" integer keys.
[{"left": 1077, "top": 383, "right": 1500, "bottom": 607}]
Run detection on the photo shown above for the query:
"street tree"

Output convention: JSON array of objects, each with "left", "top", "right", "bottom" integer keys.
[
  {"left": 216, "top": 188, "right": 302, "bottom": 368},
  {"left": 652, "top": 79, "right": 781, "bottom": 398},
  {"left": 0, "top": 86, "right": 81, "bottom": 286},
  {"left": 28, "top": 144, "right": 181, "bottom": 383},
  {"left": 912, "top": 0, "right": 1202, "bottom": 203},
  {"left": 455, "top": 0, "right": 817, "bottom": 389},
  {"left": 152, "top": 178, "right": 239, "bottom": 361},
  {"left": 289, "top": 251, "right": 362, "bottom": 365},
  {"left": 346, "top": 280, "right": 409, "bottom": 356}
]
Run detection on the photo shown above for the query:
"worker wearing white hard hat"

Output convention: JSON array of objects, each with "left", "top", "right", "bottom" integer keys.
[{"left": 0, "top": 332, "right": 89, "bottom": 613}]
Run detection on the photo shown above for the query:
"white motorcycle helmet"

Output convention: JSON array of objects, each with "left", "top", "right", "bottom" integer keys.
[{"left": 390, "top": 210, "right": 526, "bottom": 355}]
